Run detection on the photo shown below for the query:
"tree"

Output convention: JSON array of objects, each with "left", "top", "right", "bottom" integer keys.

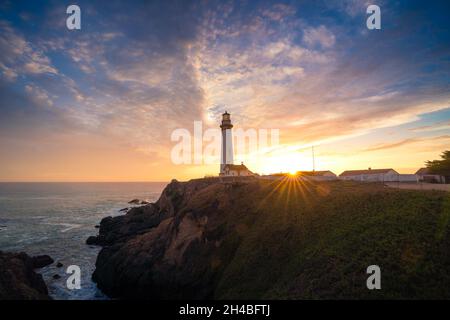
[{"left": 426, "top": 150, "right": 450, "bottom": 183}]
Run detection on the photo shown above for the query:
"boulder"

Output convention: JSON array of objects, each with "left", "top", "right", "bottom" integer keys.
[
  {"left": 31, "top": 255, "right": 54, "bottom": 268},
  {"left": 86, "top": 203, "right": 163, "bottom": 247},
  {"left": 86, "top": 236, "right": 100, "bottom": 245},
  {"left": 0, "top": 251, "right": 51, "bottom": 300},
  {"left": 91, "top": 178, "right": 241, "bottom": 299}
]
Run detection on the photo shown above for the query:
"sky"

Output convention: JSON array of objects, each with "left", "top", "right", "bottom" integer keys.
[{"left": 0, "top": 0, "right": 449, "bottom": 182}]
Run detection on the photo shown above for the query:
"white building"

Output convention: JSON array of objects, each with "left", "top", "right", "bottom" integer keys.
[
  {"left": 219, "top": 111, "right": 254, "bottom": 177},
  {"left": 222, "top": 163, "right": 254, "bottom": 177},
  {"left": 339, "top": 168, "right": 399, "bottom": 182},
  {"left": 298, "top": 170, "right": 337, "bottom": 181},
  {"left": 415, "top": 168, "right": 445, "bottom": 183},
  {"left": 220, "top": 111, "right": 234, "bottom": 175},
  {"left": 396, "top": 174, "right": 419, "bottom": 182}
]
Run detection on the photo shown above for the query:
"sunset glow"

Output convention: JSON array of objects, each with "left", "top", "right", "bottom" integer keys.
[{"left": 0, "top": 1, "right": 449, "bottom": 181}]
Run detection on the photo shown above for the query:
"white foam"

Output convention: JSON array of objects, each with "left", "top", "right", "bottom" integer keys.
[{"left": 43, "top": 222, "right": 83, "bottom": 233}]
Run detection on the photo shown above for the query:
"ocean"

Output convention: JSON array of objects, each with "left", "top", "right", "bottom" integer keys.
[{"left": 0, "top": 182, "right": 167, "bottom": 300}]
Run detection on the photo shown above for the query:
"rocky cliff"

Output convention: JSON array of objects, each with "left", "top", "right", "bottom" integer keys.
[
  {"left": 0, "top": 251, "right": 52, "bottom": 300},
  {"left": 90, "top": 178, "right": 252, "bottom": 299},
  {"left": 90, "top": 178, "right": 450, "bottom": 299}
]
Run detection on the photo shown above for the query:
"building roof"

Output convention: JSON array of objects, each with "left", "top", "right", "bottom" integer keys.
[
  {"left": 223, "top": 164, "right": 250, "bottom": 171},
  {"left": 415, "top": 167, "right": 432, "bottom": 175},
  {"left": 298, "top": 170, "right": 336, "bottom": 176},
  {"left": 339, "top": 168, "right": 397, "bottom": 177},
  {"left": 415, "top": 168, "right": 428, "bottom": 175}
]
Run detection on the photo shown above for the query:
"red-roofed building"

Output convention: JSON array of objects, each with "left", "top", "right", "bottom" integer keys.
[
  {"left": 220, "top": 163, "right": 254, "bottom": 177},
  {"left": 339, "top": 168, "right": 399, "bottom": 182},
  {"left": 298, "top": 170, "right": 337, "bottom": 180}
]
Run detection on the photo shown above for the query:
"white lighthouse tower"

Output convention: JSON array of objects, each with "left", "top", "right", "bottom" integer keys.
[{"left": 220, "top": 111, "right": 234, "bottom": 174}]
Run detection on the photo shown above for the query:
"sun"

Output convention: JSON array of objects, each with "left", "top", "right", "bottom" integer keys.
[{"left": 258, "top": 152, "right": 310, "bottom": 175}]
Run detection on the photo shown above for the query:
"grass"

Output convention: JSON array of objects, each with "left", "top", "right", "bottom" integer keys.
[{"left": 210, "top": 178, "right": 450, "bottom": 299}]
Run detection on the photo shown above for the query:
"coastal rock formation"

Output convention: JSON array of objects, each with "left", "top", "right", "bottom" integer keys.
[
  {"left": 91, "top": 178, "right": 450, "bottom": 299},
  {"left": 86, "top": 203, "right": 163, "bottom": 246},
  {"left": 31, "top": 255, "right": 54, "bottom": 269},
  {"left": 0, "top": 251, "right": 51, "bottom": 300},
  {"left": 92, "top": 178, "right": 248, "bottom": 298}
]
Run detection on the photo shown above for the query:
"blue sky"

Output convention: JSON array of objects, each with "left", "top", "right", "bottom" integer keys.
[{"left": 0, "top": 0, "right": 449, "bottom": 181}]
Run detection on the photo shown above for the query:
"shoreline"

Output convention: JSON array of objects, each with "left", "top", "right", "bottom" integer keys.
[{"left": 0, "top": 182, "right": 167, "bottom": 300}]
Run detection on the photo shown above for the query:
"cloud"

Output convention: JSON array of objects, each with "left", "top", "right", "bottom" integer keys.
[
  {"left": 410, "top": 120, "right": 450, "bottom": 133},
  {"left": 0, "top": 63, "right": 17, "bottom": 81},
  {"left": 364, "top": 138, "right": 419, "bottom": 152},
  {"left": 0, "top": 21, "right": 58, "bottom": 78},
  {"left": 261, "top": 3, "right": 296, "bottom": 21},
  {"left": 363, "top": 135, "right": 450, "bottom": 152},
  {"left": 0, "top": 1, "right": 449, "bottom": 181},
  {"left": 0, "top": 78, "right": 78, "bottom": 141},
  {"left": 331, "top": 0, "right": 374, "bottom": 17},
  {"left": 193, "top": 5, "right": 335, "bottom": 128},
  {"left": 0, "top": 0, "right": 210, "bottom": 157},
  {"left": 23, "top": 60, "right": 57, "bottom": 74},
  {"left": 303, "top": 25, "right": 336, "bottom": 48},
  {"left": 24, "top": 84, "right": 54, "bottom": 107}
]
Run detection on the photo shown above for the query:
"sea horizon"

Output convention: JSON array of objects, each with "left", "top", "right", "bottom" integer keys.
[
  {"left": 0, "top": 181, "right": 170, "bottom": 184},
  {"left": 0, "top": 181, "right": 167, "bottom": 299}
]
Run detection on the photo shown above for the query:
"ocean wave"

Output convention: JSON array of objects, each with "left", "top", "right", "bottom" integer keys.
[{"left": 42, "top": 222, "right": 83, "bottom": 233}]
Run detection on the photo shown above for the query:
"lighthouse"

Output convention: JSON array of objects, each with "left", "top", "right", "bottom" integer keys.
[{"left": 220, "top": 111, "right": 234, "bottom": 174}]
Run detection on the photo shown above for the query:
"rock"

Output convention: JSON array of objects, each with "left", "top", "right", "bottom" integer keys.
[
  {"left": 56, "top": 262, "right": 63, "bottom": 268},
  {"left": 128, "top": 199, "right": 140, "bottom": 204},
  {"left": 119, "top": 207, "right": 128, "bottom": 212},
  {"left": 31, "top": 255, "right": 54, "bottom": 268},
  {"left": 52, "top": 274, "right": 61, "bottom": 280},
  {"left": 0, "top": 251, "right": 51, "bottom": 300},
  {"left": 86, "top": 236, "right": 100, "bottom": 245},
  {"left": 92, "top": 178, "right": 243, "bottom": 299},
  {"left": 95, "top": 225, "right": 100, "bottom": 228},
  {"left": 140, "top": 201, "right": 149, "bottom": 205},
  {"left": 85, "top": 202, "right": 162, "bottom": 247}
]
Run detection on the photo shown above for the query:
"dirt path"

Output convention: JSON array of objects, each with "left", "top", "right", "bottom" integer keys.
[{"left": 386, "top": 182, "right": 450, "bottom": 192}]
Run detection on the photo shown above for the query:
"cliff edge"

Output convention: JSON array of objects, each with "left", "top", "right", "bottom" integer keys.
[{"left": 90, "top": 178, "right": 450, "bottom": 299}]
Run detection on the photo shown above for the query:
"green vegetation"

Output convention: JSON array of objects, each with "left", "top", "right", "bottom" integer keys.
[
  {"left": 426, "top": 150, "right": 450, "bottom": 182},
  {"left": 214, "top": 179, "right": 450, "bottom": 299}
]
